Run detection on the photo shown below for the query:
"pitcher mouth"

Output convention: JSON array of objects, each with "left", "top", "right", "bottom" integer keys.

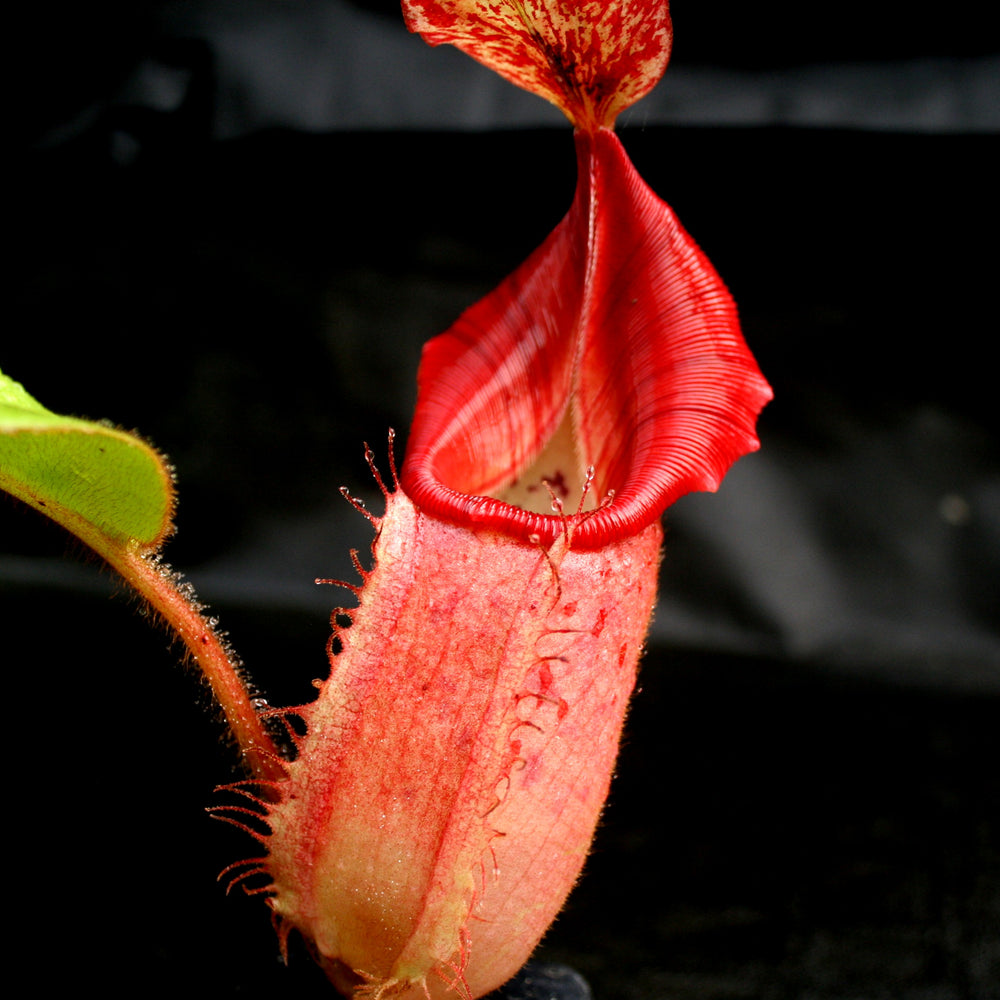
[{"left": 401, "top": 128, "right": 772, "bottom": 550}]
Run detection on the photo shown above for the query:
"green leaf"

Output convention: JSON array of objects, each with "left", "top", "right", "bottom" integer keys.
[{"left": 0, "top": 369, "right": 174, "bottom": 553}]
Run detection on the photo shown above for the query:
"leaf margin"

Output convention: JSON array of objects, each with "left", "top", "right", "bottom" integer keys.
[{"left": 0, "top": 369, "right": 175, "bottom": 554}]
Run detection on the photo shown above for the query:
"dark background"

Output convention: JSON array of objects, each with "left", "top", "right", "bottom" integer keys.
[{"left": 5, "top": 2, "right": 999, "bottom": 997}]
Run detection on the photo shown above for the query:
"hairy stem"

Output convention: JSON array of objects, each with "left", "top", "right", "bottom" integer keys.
[{"left": 107, "top": 546, "right": 285, "bottom": 781}]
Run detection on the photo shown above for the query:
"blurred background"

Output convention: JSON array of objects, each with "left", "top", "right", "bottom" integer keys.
[{"left": 5, "top": 2, "right": 999, "bottom": 997}]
